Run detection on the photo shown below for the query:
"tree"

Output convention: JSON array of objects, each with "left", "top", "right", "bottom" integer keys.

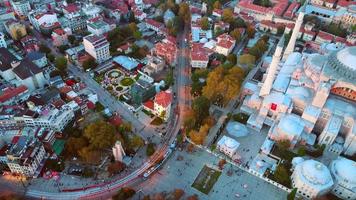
[
  {"left": 178, "top": 2, "right": 191, "bottom": 24},
  {"left": 78, "top": 147, "right": 101, "bottom": 164},
  {"left": 297, "top": 146, "right": 306, "bottom": 156},
  {"left": 64, "top": 136, "right": 88, "bottom": 157},
  {"left": 68, "top": 35, "right": 76, "bottom": 44},
  {"left": 192, "top": 96, "right": 210, "bottom": 126},
  {"left": 213, "top": 1, "right": 221, "bottom": 9},
  {"left": 200, "top": 17, "right": 209, "bottom": 30},
  {"left": 173, "top": 189, "right": 184, "bottom": 200},
  {"left": 273, "top": 164, "right": 290, "bottom": 187},
  {"left": 113, "top": 187, "right": 136, "bottom": 200},
  {"left": 82, "top": 57, "right": 98, "bottom": 70},
  {"left": 130, "top": 135, "right": 144, "bottom": 149},
  {"left": 187, "top": 194, "right": 199, "bottom": 200},
  {"left": 83, "top": 120, "right": 117, "bottom": 149},
  {"left": 277, "top": 26, "right": 285, "bottom": 35},
  {"left": 287, "top": 188, "right": 297, "bottom": 200},
  {"left": 238, "top": 54, "right": 256, "bottom": 65},
  {"left": 107, "top": 161, "right": 126, "bottom": 175},
  {"left": 54, "top": 56, "right": 67, "bottom": 73},
  {"left": 226, "top": 54, "right": 237, "bottom": 65},
  {"left": 164, "top": 68, "right": 174, "bottom": 86},
  {"left": 58, "top": 45, "right": 69, "bottom": 54},
  {"left": 276, "top": 139, "right": 291, "bottom": 150},
  {"left": 218, "top": 159, "right": 227, "bottom": 170},
  {"left": 47, "top": 53, "right": 55, "bottom": 62},
  {"left": 202, "top": 66, "right": 244, "bottom": 105},
  {"left": 246, "top": 24, "right": 256, "bottom": 38},
  {"left": 222, "top": 8, "right": 234, "bottom": 24},
  {"left": 39, "top": 44, "right": 51, "bottom": 55},
  {"left": 15, "top": 29, "right": 24, "bottom": 40},
  {"left": 189, "top": 124, "right": 210, "bottom": 145},
  {"left": 230, "top": 28, "right": 241, "bottom": 41},
  {"left": 146, "top": 143, "right": 156, "bottom": 156}
]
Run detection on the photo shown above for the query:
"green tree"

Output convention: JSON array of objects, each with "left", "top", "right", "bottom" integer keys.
[
  {"left": 227, "top": 54, "right": 237, "bottom": 65},
  {"left": 276, "top": 139, "right": 291, "bottom": 150},
  {"left": 192, "top": 96, "right": 210, "bottom": 126},
  {"left": 164, "top": 68, "right": 174, "bottom": 86},
  {"left": 277, "top": 26, "right": 285, "bottom": 35},
  {"left": 83, "top": 120, "right": 117, "bottom": 149},
  {"left": 15, "top": 29, "right": 24, "bottom": 40},
  {"left": 47, "top": 53, "right": 55, "bottom": 63},
  {"left": 39, "top": 44, "right": 51, "bottom": 54},
  {"left": 200, "top": 17, "right": 209, "bottom": 30},
  {"left": 287, "top": 188, "right": 297, "bottom": 200},
  {"left": 230, "top": 28, "right": 241, "bottom": 41},
  {"left": 130, "top": 135, "right": 144, "bottom": 149},
  {"left": 274, "top": 164, "right": 291, "bottom": 187},
  {"left": 222, "top": 8, "right": 234, "bottom": 24},
  {"left": 68, "top": 35, "right": 76, "bottom": 44},
  {"left": 82, "top": 57, "right": 98, "bottom": 70},
  {"left": 238, "top": 54, "right": 256, "bottom": 65},
  {"left": 146, "top": 143, "right": 156, "bottom": 156},
  {"left": 213, "top": 1, "right": 221, "bottom": 9},
  {"left": 54, "top": 56, "right": 67, "bottom": 73},
  {"left": 297, "top": 146, "right": 306, "bottom": 156}
]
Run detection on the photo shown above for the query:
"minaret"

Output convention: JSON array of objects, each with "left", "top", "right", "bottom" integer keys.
[
  {"left": 283, "top": 1, "right": 307, "bottom": 60},
  {"left": 259, "top": 35, "right": 285, "bottom": 97}
]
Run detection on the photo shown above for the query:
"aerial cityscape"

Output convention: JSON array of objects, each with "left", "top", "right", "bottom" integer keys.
[{"left": 0, "top": 0, "right": 355, "bottom": 199}]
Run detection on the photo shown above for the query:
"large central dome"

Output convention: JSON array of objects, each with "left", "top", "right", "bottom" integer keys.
[{"left": 336, "top": 46, "right": 356, "bottom": 71}]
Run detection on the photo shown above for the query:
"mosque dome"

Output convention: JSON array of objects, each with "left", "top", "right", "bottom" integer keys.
[
  {"left": 327, "top": 46, "right": 356, "bottom": 81},
  {"left": 300, "top": 160, "right": 333, "bottom": 185},
  {"left": 225, "top": 138, "right": 238, "bottom": 149},
  {"left": 330, "top": 157, "right": 356, "bottom": 186},
  {"left": 278, "top": 114, "right": 303, "bottom": 137}
]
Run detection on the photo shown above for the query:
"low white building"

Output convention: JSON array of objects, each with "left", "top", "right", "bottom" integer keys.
[
  {"left": 153, "top": 90, "right": 172, "bottom": 121},
  {"left": 329, "top": 157, "right": 356, "bottom": 200},
  {"left": 215, "top": 33, "right": 236, "bottom": 56},
  {"left": 83, "top": 34, "right": 111, "bottom": 63},
  {"left": 28, "top": 10, "right": 59, "bottom": 31},
  {"left": 291, "top": 158, "right": 334, "bottom": 199},
  {"left": 217, "top": 136, "right": 240, "bottom": 158}
]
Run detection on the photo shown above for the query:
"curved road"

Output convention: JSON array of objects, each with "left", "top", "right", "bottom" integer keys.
[{"left": 26, "top": 24, "right": 190, "bottom": 199}]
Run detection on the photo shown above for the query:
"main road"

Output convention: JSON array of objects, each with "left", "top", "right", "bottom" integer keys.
[{"left": 25, "top": 23, "right": 191, "bottom": 200}]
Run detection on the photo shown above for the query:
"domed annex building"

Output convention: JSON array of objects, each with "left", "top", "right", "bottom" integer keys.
[
  {"left": 330, "top": 157, "right": 356, "bottom": 199},
  {"left": 240, "top": 4, "right": 356, "bottom": 156},
  {"left": 291, "top": 158, "right": 334, "bottom": 199}
]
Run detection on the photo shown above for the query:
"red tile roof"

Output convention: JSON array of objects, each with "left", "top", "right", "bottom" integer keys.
[
  {"left": 109, "top": 115, "right": 122, "bottom": 126},
  {"left": 0, "top": 85, "right": 28, "bottom": 103},
  {"left": 216, "top": 33, "right": 236, "bottom": 49},
  {"left": 283, "top": 2, "right": 300, "bottom": 18},
  {"left": 53, "top": 28, "right": 65, "bottom": 35},
  {"left": 317, "top": 31, "right": 334, "bottom": 41},
  {"left": 143, "top": 100, "right": 154, "bottom": 110},
  {"left": 64, "top": 3, "right": 79, "bottom": 13},
  {"left": 191, "top": 43, "right": 209, "bottom": 62},
  {"left": 145, "top": 18, "right": 163, "bottom": 29},
  {"left": 155, "top": 90, "right": 172, "bottom": 108}
]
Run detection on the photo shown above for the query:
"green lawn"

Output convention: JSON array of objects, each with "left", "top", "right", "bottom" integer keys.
[
  {"left": 120, "top": 77, "right": 134, "bottom": 86},
  {"left": 192, "top": 165, "right": 222, "bottom": 195}
]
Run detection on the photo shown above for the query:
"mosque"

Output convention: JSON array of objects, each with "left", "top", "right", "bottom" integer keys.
[{"left": 240, "top": 2, "right": 356, "bottom": 157}]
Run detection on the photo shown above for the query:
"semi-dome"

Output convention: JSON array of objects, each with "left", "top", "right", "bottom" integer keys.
[
  {"left": 301, "top": 160, "right": 332, "bottom": 185},
  {"left": 330, "top": 157, "right": 356, "bottom": 186},
  {"left": 292, "top": 157, "right": 304, "bottom": 167}
]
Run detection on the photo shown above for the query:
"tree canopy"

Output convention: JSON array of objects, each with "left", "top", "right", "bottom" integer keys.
[
  {"left": 82, "top": 57, "right": 98, "bottom": 70},
  {"left": 202, "top": 66, "right": 244, "bottom": 105},
  {"left": 83, "top": 120, "right": 117, "bottom": 150},
  {"left": 200, "top": 17, "right": 210, "bottom": 30},
  {"left": 230, "top": 28, "right": 241, "bottom": 41},
  {"left": 192, "top": 96, "right": 211, "bottom": 126},
  {"left": 222, "top": 8, "right": 234, "bottom": 24},
  {"left": 54, "top": 56, "right": 67, "bottom": 73},
  {"left": 178, "top": 2, "right": 191, "bottom": 24}
]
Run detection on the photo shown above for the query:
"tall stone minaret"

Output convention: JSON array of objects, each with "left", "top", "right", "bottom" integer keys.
[
  {"left": 259, "top": 35, "right": 285, "bottom": 97},
  {"left": 283, "top": 1, "right": 307, "bottom": 60}
]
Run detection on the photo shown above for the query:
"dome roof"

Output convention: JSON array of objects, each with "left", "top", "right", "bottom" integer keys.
[
  {"left": 287, "top": 87, "right": 312, "bottom": 101},
  {"left": 278, "top": 114, "right": 304, "bottom": 136},
  {"left": 225, "top": 138, "right": 238, "bottom": 148},
  {"left": 336, "top": 46, "right": 356, "bottom": 71},
  {"left": 292, "top": 157, "right": 304, "bottom": 167},
  {"left": 164, "top": 9, "right": 175, "bottom": 23},
  {"left": 327, "top": 46, "right": 356, "bottom": 81},
  {"left": 301, "top": 160, "right": 332, "bottom": 185},
  {"left": 331, "top": 157, "right": 356, "bottom": 185}
]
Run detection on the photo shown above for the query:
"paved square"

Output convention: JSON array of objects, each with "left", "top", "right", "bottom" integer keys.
[{"left": 137, "top": 148, "right": 288, "bottom": 200}]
